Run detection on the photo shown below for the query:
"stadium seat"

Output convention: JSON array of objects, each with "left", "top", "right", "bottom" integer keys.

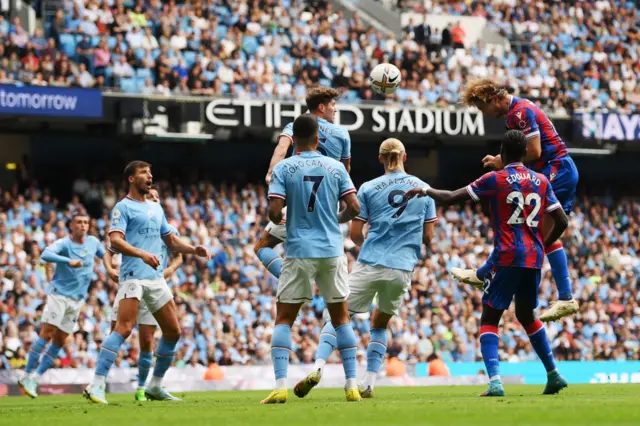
[
  {"left": 119, "top": 78, "right": 138, "bottom": 94},
  {"left": 183, "top": 51, "right": 197, "bottom": 68},
  {"left": 59, "top": 34, "right": 77, "bottom": 58}
]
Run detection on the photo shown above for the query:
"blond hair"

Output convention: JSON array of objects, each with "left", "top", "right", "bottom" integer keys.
[
  {"left": 461, "top": 79, "right": 508, "bottom": 107},
  {"left": 379, "top": 138, "right": 405, "bottom": 172}
]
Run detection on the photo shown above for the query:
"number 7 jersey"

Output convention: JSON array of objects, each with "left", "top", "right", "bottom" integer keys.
[
  {"left": 356, "top": 171, "right": 437, "bottom": 272},
  {"left": 268, "top": 151, "right": 355, "bottom": 259},
  {"left": 466, "top": 163, "right": 561, "bottom": 269}
]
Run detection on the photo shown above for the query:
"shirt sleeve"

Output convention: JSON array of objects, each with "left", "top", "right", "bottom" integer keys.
[
  {"left": 338, "top": 163, "right": 356, "bottom": 199},
  {"left": 341, "top": 130, "right": 352, "bottom": 160},
  {"left": 109, "top": 203, "right": 127, "bottom": 236},
  {"left": 279, "top": 122, "right": 294, "bottom": 143},
  {"left": 507, "top": 106, "right": 540, "bottom": 139},
  {"left": 544, "top": 178, "right": 562, "bottom": 213},
  {"left": 160, "top": 209, "right": 172, "bottom": 236},
  {"left": 41, "top": 239, "right": 71, "bottom": 264},
  {"left": 354, "top": 186, "right": 368, "bottom": 222},
  {"left": 268, "top": 163, "right": 287, "bottom": 200},
  {"left": 94, "top": 238, "right": 106, "bottom": 259},
  {"left": 466, "top": 172, "right": 497, "bottom": 202},
  {"left": 424, "top": 197, "right": 437, "bottom": 223}
]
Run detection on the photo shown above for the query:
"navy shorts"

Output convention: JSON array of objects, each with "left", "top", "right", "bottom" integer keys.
[
  {"left": 541, "top": 156, "right": 578, "bottom": 214},
  {"left": 482, "top": 266, "right": 542, "bottom": 311}
]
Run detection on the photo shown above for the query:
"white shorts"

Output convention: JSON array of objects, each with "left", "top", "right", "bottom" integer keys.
[
  {"left": 113, "top": 278, "right": 172, "bottom": 324},
  {"left": 42, "top": 294, "right": 84, "bottom": 334},
  {"left": 265, "top": 207, "right": 287, "bottom": 242},
  {"left": 347, "top": 262, "right": 412, "bottom": 316},
  {"left": 111, "top": 296, "right": 158, "bottom": 326},
  {"left": 278, "top": 256, "right": 349, "bottom": 303}
]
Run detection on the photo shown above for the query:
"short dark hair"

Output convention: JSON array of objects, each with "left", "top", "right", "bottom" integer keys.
[
  {"left": 123, "top": 160, "right": 151, "bottom": 180},
  {"left": 501, "top": 130, "right": 527, "bottom": 163},
  {"left": 305, "top": 86, "right": 339, "bottom": 112},
  {"left": 292, "top": 114, "right": 318, "bottom": 145}
]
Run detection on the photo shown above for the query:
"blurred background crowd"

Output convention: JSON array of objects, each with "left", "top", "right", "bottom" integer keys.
[
  {"left": 0, "top": 177, "right": 638, "bottom": 371},
  {"left": 0, "top": 0, "right": 638, "bottom": 114}
]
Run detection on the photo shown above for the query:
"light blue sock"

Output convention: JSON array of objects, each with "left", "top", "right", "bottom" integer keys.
[
  {"left": 96, "top": 332, "right": 125, "bottom": 378},
  {"left": 547, "top": 245, "right": 572, "bottom": 300},
  {"left": 367, "top": 329, "right": 387, "bottom": 374},
  {"left": 335, "top": 324, "right": 357, "bottom": 379},
  {"left": 479, "top": 326, "right": 500, "bottom": 381},
  {"left": 36, "top": 343, "right": 61, "bottom": 376},
  {"left": 271, "top": 324, "right": 291, "bottom": 380},
  {"left": 152, "top": 338, "right": 178, "bottom": 380},
  {"left": 316, "top": 322, "right": 337, "bottom": 362},
  {"left": 26, "top": 337, "right": 47, "bottom": 374},
  {"left": 257, "top": 248, "right": 283, "bottom": 278},
  {"left": 138, "top": 351, "right": 154, "bottom": 388}
]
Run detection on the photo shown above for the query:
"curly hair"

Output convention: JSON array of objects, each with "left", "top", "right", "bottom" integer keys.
[
  {"left": 305, "top": 86, "right": 339, "bottom": 112},
  {"left": 461, "top": 79, "right": 508, "bottom": 106}
]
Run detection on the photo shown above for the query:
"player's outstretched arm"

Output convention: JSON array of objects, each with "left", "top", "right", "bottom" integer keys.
[
  {"left": 41, "top": 244, "right": 82, "bottom": 267},
  {"left": 338, "top": 192, "right": 360, "bottom": 223},
  {"left": 265, "top": 135, "right": 293, "bottom": 184},
  {"left": 162, "top": 233, "right": 211, "bottom": 259},
  {"left": 543, "top": 208, "right": 569, "bottom": 248},
  {"left": 109, "top": 231, "right": 160, "bottom": 268},
  {"left": 405, "top": 186, "right": 471, "bottom": 206}
]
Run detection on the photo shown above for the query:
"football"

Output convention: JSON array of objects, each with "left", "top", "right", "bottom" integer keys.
[{"left": 369, "top": 63, "right": 402, "bottom": 96}]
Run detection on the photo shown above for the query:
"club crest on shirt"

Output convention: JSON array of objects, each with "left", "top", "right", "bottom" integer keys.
[
  {"left": 80, "top": 249, "right": 87, "bottom": 257},
  {"left": 112, "top": 209, "right": 121, "bottom": 218},
  {"left": 147, "top": 209, "right": 154, "bottom": 217}
]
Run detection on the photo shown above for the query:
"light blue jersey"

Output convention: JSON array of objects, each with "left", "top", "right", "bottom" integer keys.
[
  {"left": 268, "top": 151, "right": 355, "bottom": 258},
  {"left": 356, "top": 172, "right": 437, "bottom": 272},
  {"left": 44, "top": 236, "right": 105, "bottom": 300},
  {"left": 109, "top": 196, "right": 172, "bottom": 281},
  {"left": 160, "top": 224, "right": 179, "bottom": 270},
  {"left": 281, "top": 117, "right": 351, "bottom": 161}
]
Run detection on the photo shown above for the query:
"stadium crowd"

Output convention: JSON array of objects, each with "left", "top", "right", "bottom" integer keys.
[
  {"left": 0, "top": 0, "right": 639, "bottom": 113},
  {"left": 0, "top": 179, "right": 638, "bottom": 371}
]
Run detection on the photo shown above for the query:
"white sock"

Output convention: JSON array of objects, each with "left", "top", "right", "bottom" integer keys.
[
  {"left": 148, "top": 376, "right": 163, "bottom": 389},
  {"left": 364, "top": 371, "right": 377, "bottom": 389},
  {"left": 346, "top": 378, "right": 357, "bottom": 390},
  {"left": 275, "top": 378, "right": 287, "bottom": 389},
  {"left": 32, "top": 372, "right": 42, "bottom": 382},
  {"left": 91, "top": 375, "right": 106, "bottom": 388},
  {"left": 313, "top": 359, "right": 326, "bottom": 373},
  {"left": 489, "top": 375, "right": 501, "bottom": 383}
]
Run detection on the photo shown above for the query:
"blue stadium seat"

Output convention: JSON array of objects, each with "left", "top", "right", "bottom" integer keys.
[
  {"left": 59, "top": 34, "right": 77, "bottom": 58},
  {"left": 319, "top": 78, "right": 332, "bottom": 87},
  {"left": 91, "top": 36, "right": 100, "bottom": 48},
  {"left": 203, "top": 71, "right": 215, "bottom": 81},
  {"left": 151, "top": 49, "right": 161, "bottom": 60},
  {"left": 183, "top": 51, "right": 197, "bottom": 68},
  {"left": 108, "top": 36, "right": 117, "bottom": 50},
  {"left": 134, "top": 48, "right": 146, "bottom": 61},
  {"left": 136, "top": 68, "right": 152, "bottom": 79},
  {"left": 119, "top": 78, "right": 138, "bottom": 94}
]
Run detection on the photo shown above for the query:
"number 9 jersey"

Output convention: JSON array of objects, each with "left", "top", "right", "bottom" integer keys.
[
  {"left": 355, "top": 172, "right": 437, "bottom": 272},
  {"left": 466, "top": 163, "right": 561, "bottom": 269}
]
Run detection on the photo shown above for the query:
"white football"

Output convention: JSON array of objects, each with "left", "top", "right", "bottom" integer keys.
[{"left": 369, "top": 63, "right": 401, "bottom": 96}]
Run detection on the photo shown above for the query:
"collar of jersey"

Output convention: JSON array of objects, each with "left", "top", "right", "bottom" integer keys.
[
  {"left": 508, "top": 95, "right": 516, "bottom": 112},
  {"left": 504, "top": 162, "right": 524, "bottom": 169},
  {"left": 297, "top": 151, "right": 321, "bottom": 157}
]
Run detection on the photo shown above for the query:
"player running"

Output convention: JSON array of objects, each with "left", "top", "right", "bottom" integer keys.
[
  {"left": 84, "top": 161, "right": 210, "bottom": 405},
  {"left": 19, "top": 210, "right": 105, "bottom": 398},
  {"left": 294, "top": 139, "right": 436, "bottom": 399},
  {"left": 406, "top": 130, "right": 569, "bottom": 396},
  {"left": 255, "top": 87, "right": 351, "bottom": 280},
  {"left": 103, "top": 186, "right": 183, "bottom": 401},
  {"left": 458, "top": 79, "right": 579, "bottom": 322},
  {"left": 261, "top": 114, "right": 361, "bottom": 404}
]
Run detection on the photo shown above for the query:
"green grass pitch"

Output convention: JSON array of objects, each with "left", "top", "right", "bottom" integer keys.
[{"left": 1, "top": 385, "right": 639, "bottom": 426}]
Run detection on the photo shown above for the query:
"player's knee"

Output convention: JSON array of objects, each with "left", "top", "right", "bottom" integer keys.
[
  {"left": 39, "top": 326, "right": 55, "bottom": 342},
  {"left": 371, "top": 309, "right": 392, "bottom": 329},
  {"left": 480, "top": 304, "right": 502, "bottom": 327},
  {"left": 254, "top": 235, "right": 269, "bottom": 254},
  {"left": 139, "top": 332, "right": 155, "bottom": 352},
  {"left": 161, "top": 322, "right": 180, "bottom": 342},
  {"left": 114, "top": 320, "right": 136, "bottom": 339},
  {"left": 515, "top": 307, "right": 535, "bottom": 327}
]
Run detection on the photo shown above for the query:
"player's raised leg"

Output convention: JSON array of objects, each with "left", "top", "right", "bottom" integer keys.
[
  {"left": 20, "top": 322, "right": 64, "bottom": 398},
  {"left": 254, "top": 230, "right": 284, "bottom": 278},
  {"left": 293, "top": 316, "right": 335, "bottom": 398}
]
